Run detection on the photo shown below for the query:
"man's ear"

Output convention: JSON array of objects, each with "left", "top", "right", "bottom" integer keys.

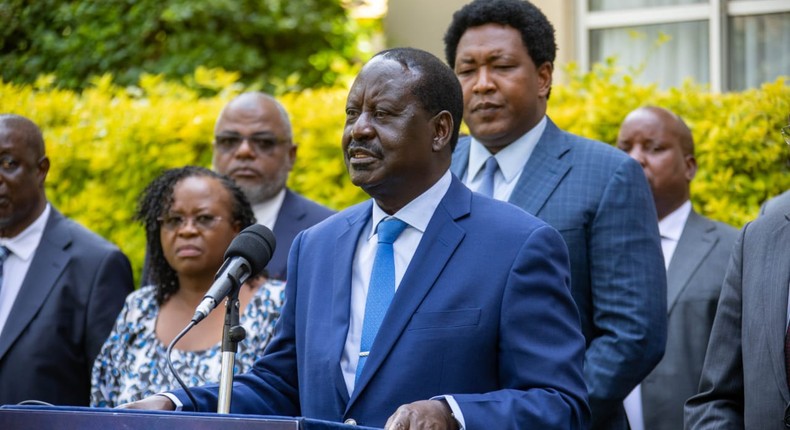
[
  {"left": 431, "top": 111, "right": 453, "bottom": 152},
  {"left": 287, "top": 143, "right": 297, "bottom": 171},
  {"left": 685, "top": 154, "right": 698, "bottom": 182},
  {"left": 537, "top": 61, "right": 553, "bottom": 99}
]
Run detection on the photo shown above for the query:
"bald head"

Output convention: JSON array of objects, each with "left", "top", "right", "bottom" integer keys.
[
  {"left": 0, "top": 114, "right": 46, "bottom": 160},
  {"left": 626, "top": 106, "right": 694, "bottom": 157},
  {"left": 215, "top": 92, "right": 292, "bottom": 140}
]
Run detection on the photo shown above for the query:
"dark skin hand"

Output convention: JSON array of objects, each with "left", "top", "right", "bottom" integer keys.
[
  {"left": 384, "top": 399, "right": 459, "bottom": 430},
  {"left": 116, "top": 395, "right": 176, "bottom": 410}
]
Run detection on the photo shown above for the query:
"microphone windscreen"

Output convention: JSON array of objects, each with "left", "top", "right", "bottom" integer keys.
[{"left": 224, "top": 224, "right": 276, "bottom": 275}]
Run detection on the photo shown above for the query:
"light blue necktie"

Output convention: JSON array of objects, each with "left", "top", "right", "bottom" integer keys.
[
  {"left": 356, "top": 218, "right": 408, "bottom": 382},
  {"left": 0, "top": 246, "right": 9, "bottom": 293},
  {"left": 478, "top": 156, "right": 499, "bottom": 198}
]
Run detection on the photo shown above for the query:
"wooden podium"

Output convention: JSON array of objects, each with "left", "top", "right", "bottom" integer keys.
[{"left": 0, "top": 405, "right": 380, "bottom": 429}]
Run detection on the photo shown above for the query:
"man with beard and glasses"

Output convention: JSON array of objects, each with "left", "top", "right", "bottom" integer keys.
[{"left": 211, "top": 92, "right": 334, "bottom": 281}]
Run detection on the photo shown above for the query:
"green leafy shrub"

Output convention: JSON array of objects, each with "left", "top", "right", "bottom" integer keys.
[
  {"left": 1, "top": 66, "right": 787, "bottom": 282},
  {"left": 0, "top": 0, "right": 371, "bottom": 93}
]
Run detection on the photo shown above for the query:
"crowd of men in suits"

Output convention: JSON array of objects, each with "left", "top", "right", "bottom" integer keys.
[{"left": 0, "top": 0, "right": 788, "bottom": 429}]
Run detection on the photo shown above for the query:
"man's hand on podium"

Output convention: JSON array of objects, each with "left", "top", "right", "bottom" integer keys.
[
  {"left": 384, "top": 399, "right": 460, "bottom": 430},
  {"left": 116, "top": 394, "right": 176, "bottom": 411}
]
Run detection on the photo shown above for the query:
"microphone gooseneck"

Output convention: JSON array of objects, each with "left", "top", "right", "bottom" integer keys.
[{"left": 191, "top": 224, "right": 276, "bottom": 324}]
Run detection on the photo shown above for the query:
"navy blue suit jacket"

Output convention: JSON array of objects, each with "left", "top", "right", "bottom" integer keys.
[
  {"left": 452, "top": 118, "right": 667, "bottom": 429},
  {"left": 174, "top": 177, "right": 589, "bottom": 429},
  {"left": 0, "top": 208, "right": 133, "bottom": 405},
  {"left": 267, "top": 189, "right": 335, "bottom": 281}
]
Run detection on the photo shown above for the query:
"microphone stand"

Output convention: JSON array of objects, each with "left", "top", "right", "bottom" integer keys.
[{"left": 217, "top": 276, "right": 247, "bottom": 414}]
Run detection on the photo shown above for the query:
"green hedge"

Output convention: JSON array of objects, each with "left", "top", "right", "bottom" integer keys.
[{"left": 1, "top": 66, "right": 787, "bottom": 282}]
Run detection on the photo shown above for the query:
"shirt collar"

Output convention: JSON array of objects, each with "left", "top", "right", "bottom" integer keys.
[
  {"left": 369, "top": 169, "right": 452, "bottom": 239},
  {"left": 251, "top": 188, "right": 287, "bottom": 230},
  {"left": 658, "top": 200, "right": 691, "bottom": 242},
  {"left": 468, "top": 115, "right": 547, "bottom": 183},
  {"left": 0, "top": 203, "right": 51, "bottom": 261}
]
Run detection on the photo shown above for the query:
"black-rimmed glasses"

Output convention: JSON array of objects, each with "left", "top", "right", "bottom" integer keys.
[
  {"left": 157, "top": 214, "right": 225, "bottom": 231},
  {"left": 214, "top": 134, "right": 290, "bottom": 154}
]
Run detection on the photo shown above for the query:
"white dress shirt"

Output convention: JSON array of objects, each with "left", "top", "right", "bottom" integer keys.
[
  {"left": 464, "top": 116, "right": 547, "bottom": 201},
  {"left": 252, "top": 188, "right": 286, "bottom": 230},
  {"left": 0, "top": 204, "right": 51, "bottom": 336},
  {"left": 624, "top": 200, "right": 691, "bottom": 430}
]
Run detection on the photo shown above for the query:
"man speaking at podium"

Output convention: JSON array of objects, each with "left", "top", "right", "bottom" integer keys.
[{"left": 123, "top": 48, "right": 589, "bottom": 430}]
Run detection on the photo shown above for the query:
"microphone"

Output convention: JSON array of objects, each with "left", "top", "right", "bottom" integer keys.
[{"left": 192, "top": 224, "right": 276, "bottom": 323}]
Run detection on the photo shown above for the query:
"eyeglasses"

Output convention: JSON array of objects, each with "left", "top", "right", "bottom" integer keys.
[
  {"left": 782, "top": 125, "right": 790, "bottom": 145},
  {"left": 157, "top": 214, "right": 225, "bottom": 231},
  {"left": 214, "top": 134, "right": 290, "bottom": 154}
]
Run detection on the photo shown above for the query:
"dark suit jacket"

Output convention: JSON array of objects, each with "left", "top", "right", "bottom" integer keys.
[
  {"left": 640, "top": 210, "right": 737, "bottom": 430},
  {"left": 174, "top": 177, "right": 590, "bottom": 429},
  {"left": 451, "top": 118, "right": 667, "bottom": 430},
  {"left": 267, "top": 189, "right": 334, "bottom": 281},
  {"left": 0, "top": 208, "right": 133, "bottom": 406},
  {"left": 685, "top": 205, "right": 790, "bottom": 429}
]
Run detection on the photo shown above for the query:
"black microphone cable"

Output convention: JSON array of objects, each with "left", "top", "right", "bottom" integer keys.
[{"left": 166, "top": 321, "right": 200, "bottom": 412}]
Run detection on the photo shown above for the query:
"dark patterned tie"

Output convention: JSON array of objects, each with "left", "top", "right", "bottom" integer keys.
[{"left": 356, "top": 218, "right": 408, "bottom": 382}]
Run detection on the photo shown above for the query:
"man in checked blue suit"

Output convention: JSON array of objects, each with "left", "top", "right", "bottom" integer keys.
[
  {"left": 122, "top": 48, "right": 589, "bottom": 429},
  {"left": 444, "top": 1, "right": 667, "bottom": 429}
]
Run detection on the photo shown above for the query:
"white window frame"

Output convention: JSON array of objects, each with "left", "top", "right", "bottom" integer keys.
[{"left": 575, "top": 0, "right": 790, "bottom": 92}]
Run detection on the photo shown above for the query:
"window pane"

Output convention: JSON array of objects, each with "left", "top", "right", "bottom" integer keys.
[
  {"left": 590, "top": 21, "right": 709, "bottom": 88},
  {"left": 590, "top": 0, "right": 704, "bottom": 12},
  {"left": 728, "top": 13, "right": 790, "bottom": 91}
]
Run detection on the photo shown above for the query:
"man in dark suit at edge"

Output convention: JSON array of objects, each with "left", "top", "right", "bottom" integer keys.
[{"left": 0, "top": 114, "right": 133, "bottom": 405}]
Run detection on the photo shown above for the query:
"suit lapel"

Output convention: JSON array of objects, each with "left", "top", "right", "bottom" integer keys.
[
  {"left": 330, "top": 202, "right": 372, "bottom": 405},
  {"left": 763, "top": 213, "right": 790, "bottom": 402},
  {"left": 0, "top": 210, "right": 70, "bottom": 361},
  {"left": 666, "top": 211, "right": 717, "bottom": 314},
  {"left": 507, "top": 119, "right": 572, "bottom": 215},
  {"left": 347, "top": 179, "right": 469, "bottom": 407}
]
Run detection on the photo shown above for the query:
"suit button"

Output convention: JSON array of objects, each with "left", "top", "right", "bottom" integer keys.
[{"left": 344, "top": 418, "right": 357, "bottom": 426}]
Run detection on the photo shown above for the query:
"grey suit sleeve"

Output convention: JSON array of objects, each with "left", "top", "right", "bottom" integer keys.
[
  {"left": 585, "top": 157, "right": 667, "bottom": 422},
  {"left": 684, "top": 226, "right": 746, "bottom": 429}
]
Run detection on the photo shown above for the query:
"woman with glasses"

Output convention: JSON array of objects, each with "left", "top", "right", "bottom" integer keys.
[{"left": 90, "top": 166, "right": 285, "bottom": 407}]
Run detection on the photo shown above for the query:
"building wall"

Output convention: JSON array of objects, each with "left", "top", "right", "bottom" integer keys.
[{"left": 383, "top": 0, "right": 576, "bottom": 84}]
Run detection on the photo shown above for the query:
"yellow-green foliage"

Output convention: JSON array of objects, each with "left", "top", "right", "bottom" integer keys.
[
  {"left": 551, "top": 60, "right": 790, "bottom": 228},
  {"left": 1, "top": 65, "right": 787, "bottom": 283}
]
